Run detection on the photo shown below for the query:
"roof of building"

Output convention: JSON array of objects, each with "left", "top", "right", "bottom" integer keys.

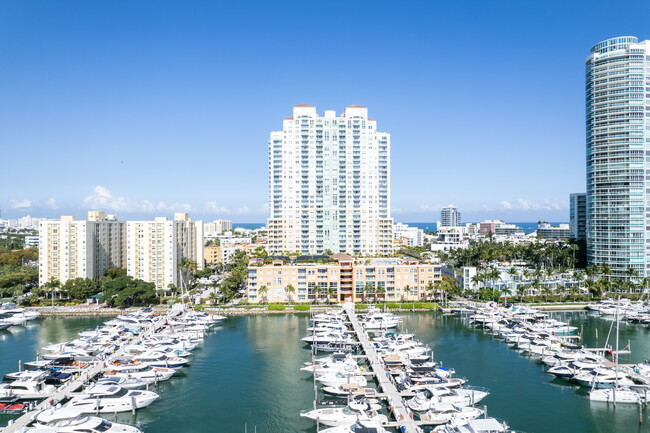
[
  {"left": 294, "top": 104, "right": 315, "bottom": 108},
  {"left": 346, "top": 105, "right": 366, "bottom": 108},
  {"left": 330, "top": 253, "right": 354, "bottom": 262},
  {"left": 284, "top": 117, "right": 293, "bottom": 120}
]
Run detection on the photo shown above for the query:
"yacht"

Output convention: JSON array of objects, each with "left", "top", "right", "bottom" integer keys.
[
  {"left": 434, "top": 418, "right": 509, "bottom": 433},
  {"left": 131, "top": 351, "right": 189, "bottom": 369},
  {"left": 421, "top": 403, "right": 484, "bottom": 424},
  {"left": 407, "top": 387, "right": 488, "bottom": 411},
  {"left": 315, "top": 371, "right": 368, "bottom": 387},
  {"left": 574, "top": 367, "right": 635, "bottom": 389},
  {"left": 589, "top": 387, "right": 645, "bottom": 403},
  {"left": 318, "top": 420, "right": 389, "bottom": 433},
  {"left": 300, "top": 400, "right": 387, "bottom": 427},
  {"left": 35, "top": 407, "right": 142, "bottom": 432},
  {"left": 67, "top": 385, "right": 159, "bottom": 413},
  {"left": 0, "top": 378, "right": 57, "bottom": 399},
  {"left": 103, "top": 363, "right": 175, "bottom": 382}
]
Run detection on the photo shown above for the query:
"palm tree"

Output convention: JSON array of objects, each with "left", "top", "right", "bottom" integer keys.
[
  {"left": 541, "top": 286, "right": 553, "bottom": 302},
  {"left": 376, "top": 286, "right": 386, "bottom": 302},
  {"left": 556, "top": 284, "right": 566, "bottom": 300},
  {"left": 312, "top": 284, "right": 321, "bottom": 304},
  {"left": 600, "top": 262, "right": 612, "bottom": 279},
  {"left": 45, "top": 278, "right": 61, "bottom": 307},
  {"left": 516, "top": 285, "right": 527, "bottom": 302},
  {"left": 284, "top": 284, "right": 295, "bottom": 304},
  {"left": 328, "top": 286, "right": 337, "bottom": 304},
  {"left": 258, "top": 285, "right": 268, "bottom": 304},
  {"left": 501, "top": 286, "right": 512, "bottom": 305},
  {"left": 364, "top": 283, "right": 374, "bottom": 303},
  {"left": 426, "top": 281, "right": 435, "bottom": 301},
  {"left": 403, "top": 285, "right": 412, "bottom": 301}
]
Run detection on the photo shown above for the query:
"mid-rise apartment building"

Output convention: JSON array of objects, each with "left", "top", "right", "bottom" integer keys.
[
  {"left": 39, "top": 212, "right": 203, "bottom": 290},
  {"left": 204, "top": 219, "right": 232, "bottom": 236},
  {"left": 393, "top": 223, "right": 424, "bottom": 247},
  {"left": 586, "top": 36, "right": 650, "bottom": 278},
  {"left": 267, "top": 105, "right": 393, "bottom": 256},
  {"left": 126, "top": 213, "right": 204, "bottom": 290},
  {"left": 246, "top": 254, "right": 452, "bottom": 303},
  {"left": 536, "top": 223, "right": 571, "bottom": 240},
  {"left": 38, "top": 211, "right": 125, "bottom": 286},
  {"left": 440, "top": 206, "right": 461, "bottom": 228}
]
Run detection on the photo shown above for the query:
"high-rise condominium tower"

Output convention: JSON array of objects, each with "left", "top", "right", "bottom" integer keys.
[
  {"left": 440, "top": 205, "right": 461, "bottom": 227},
  {"left": 586, "top": 36, "right": 650, "bottom": 279},
  {"left": 267, "top": 105, "right": 393, "bottom": 256}
]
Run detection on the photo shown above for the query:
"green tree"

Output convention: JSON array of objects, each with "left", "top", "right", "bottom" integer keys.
[
  {"left": 101, "top": 276, "right": 156, "bottom": 307},
  {"left": 258, "top": 285, "right": 268, "bottom": 304},
  {"left": 105, "top": 268, "right": 127, "bottom": 279},
  {"left": 284, "top": 284, "right": 295, "bottom": 304}
]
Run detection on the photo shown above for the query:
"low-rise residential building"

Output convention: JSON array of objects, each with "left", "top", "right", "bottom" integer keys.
[
  {"left": 246, "top": 254, "right": 452, "bottom": 303},
  {"left": 393, "top": 223, "right": 424, "bottom": 248},
  {"left": 24, "top": 235, "right": 39, "bottom": 248}
]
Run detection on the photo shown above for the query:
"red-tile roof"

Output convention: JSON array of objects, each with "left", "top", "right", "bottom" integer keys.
[{"left": 295, "top": 104, "right": 315, "bottom": 108}]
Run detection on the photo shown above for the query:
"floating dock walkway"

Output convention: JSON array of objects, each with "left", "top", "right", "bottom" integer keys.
[{"left": 343, "top": 304, "right": 421, "bottom": 433}]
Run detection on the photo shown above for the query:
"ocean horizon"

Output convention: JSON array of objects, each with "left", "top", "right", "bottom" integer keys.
[{"left": 233, "top": 221, "right": 568, "bottom": 234}]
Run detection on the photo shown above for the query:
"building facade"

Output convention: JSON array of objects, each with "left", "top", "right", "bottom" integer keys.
[
  {"left": 38, "top": 212, "right": 126, "bottom": 286},
  {"left": 267, "top": 105, "right": 393, "bottom": 256},
  {"left": 204, "top": 220, "right": 232, "bottom": 237},
  {"left": 126, "top": 213, "right": 204, "bottom": 290},
  {"left": 393, "top": 223, "right": 424, "bottom": 248},
  {"left": 586, "top": 36, "right": 650, "bottom": 279},
  {"left": 569, "top": 193, "right": 587, "bottom": 241},
  {"left": 39, "top": 212, "right": 203, "bottom": 289},
  {"left": 536, "top": 223, "right": 570, "bottom": 240},
  {"left": 246, "top": 255, "right": 452, "bottom": 303},
  {"left": 440, "top": 206, "right": 461, "bottom": 228}
]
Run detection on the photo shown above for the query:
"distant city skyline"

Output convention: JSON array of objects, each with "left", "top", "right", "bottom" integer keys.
[{"left": 1, "top": 1, "right": 649, "bottom": 223}]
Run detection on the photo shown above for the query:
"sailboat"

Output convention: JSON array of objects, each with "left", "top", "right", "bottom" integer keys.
[{"left": 590, "top": 297, "right": 644, "bottom": 404}]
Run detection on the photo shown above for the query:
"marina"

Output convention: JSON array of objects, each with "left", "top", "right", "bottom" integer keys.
[{"left": 1, "top": 309, "right": 650, "bottom": 432}]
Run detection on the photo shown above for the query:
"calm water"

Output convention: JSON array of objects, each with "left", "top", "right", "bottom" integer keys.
[{"left": 1, "top": 312, "right": 650, "bottom": 432}]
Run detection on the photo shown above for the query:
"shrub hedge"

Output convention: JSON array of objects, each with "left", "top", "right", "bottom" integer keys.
[{"left": 267, "top": 304, "right": 286, "bottom": 311}]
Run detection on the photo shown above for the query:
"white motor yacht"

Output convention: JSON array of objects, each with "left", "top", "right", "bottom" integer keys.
[
  {"left": 318, "top": 420, "right": 389, "bottom": 433},
  {"left": 315, "top": 371, "right": 367, "bottom": 387},
  {"left": 434, "top": 418, "right": 509, "bottom": 433},
  {"left": 67, "top": 385, "right": 159, "bottom": 413},
  {"left": 0, "top": 378, "right": 56, "bottom": 399},
  {"left": 35, "top": 407, "right": 142, "bottom": 432},
  {"left": 132, "top": 351, "right": 189, "bottom": 369},
  {"left": 589, "top": 387, "right": 644, "bottom": 403},
  {"left": 421, "top": 403, "right": 484, "bottom": 424},
  {"left": 574, "top": 367, "right": 635, "bottom": 389},
  {"left": 300, "top": 401, "right": 387, "bottom": 427},
  {"left": 407, "top": 387, "right": 488, "bottom": 411},
  {"left": 103, "top": 363, "right": 175, "bottom": 382}
]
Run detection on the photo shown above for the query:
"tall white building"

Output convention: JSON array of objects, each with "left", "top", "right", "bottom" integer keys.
[
  {"left": 267, "top": 105, "right": 393, "bottom": 256},
  {"left": 126, "top": 213, "right": 204, "bottom": 290},
  {"left": 440, "top": 205, "right": 461, "bottom": 228},
  {"left": 586, "top": 36, "right": 650, "bottom": 279},
  {"left": 38, "top": 211, "right": 126, "bottom": 286},
  {"left": 39, "top": 212, "right": 203, "bottom": 290}
]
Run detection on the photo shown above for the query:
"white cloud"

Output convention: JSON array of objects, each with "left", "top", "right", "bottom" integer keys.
[
  {"left": 236, "top": 205, "right": 251, "bottom": 215},
  {"left": 10, "top": 199, "right": 31, "bottom": 210},
  {"left": 82, "top": 185, "right": 192, "bottom": 213},
  {"left": 42, "top": 197, "right": 58, "bottom": 210},
  {"left": 204, "top": 202, "right": 231, "bottom": 214},
  {"left": 498, "top": 198, "right": 567, "bottom": 212}
]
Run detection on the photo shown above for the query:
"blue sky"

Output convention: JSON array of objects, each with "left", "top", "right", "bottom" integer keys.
[{"left": 1, "top": 0, "right": 649, "bottom": 223}]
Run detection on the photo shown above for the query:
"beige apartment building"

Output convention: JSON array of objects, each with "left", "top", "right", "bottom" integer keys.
[
  {"left": 126, "top": 213, "right": 204, "bottom": 290},
  {"left": 246, "top": 254, "right": 451, "bottom": 303},
  {"left": 38, "top": 211, "right": 125, "bottom": 286},
  {"left": 39, "top": 212, "right": 204, "bottom": 290}
]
